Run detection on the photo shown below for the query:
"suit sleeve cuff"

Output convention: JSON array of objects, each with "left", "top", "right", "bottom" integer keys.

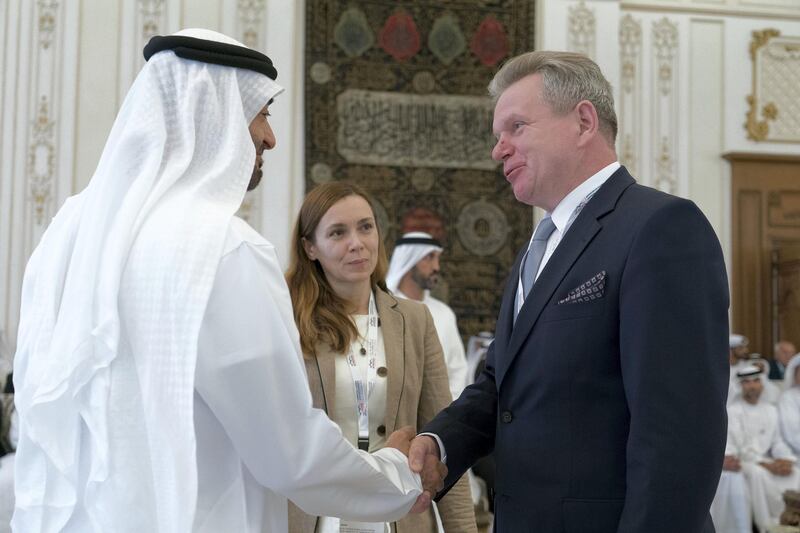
[{"left": 418, "top": 432, "right": 447, "bottom": 464}]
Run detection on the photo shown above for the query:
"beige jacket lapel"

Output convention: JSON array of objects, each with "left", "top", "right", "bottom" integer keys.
[
  {"left": 306, "top": 343, "right": 337, "bottom": 415},
  {"left": 376, "top": 288, "right": 405, "bottom": 433}
]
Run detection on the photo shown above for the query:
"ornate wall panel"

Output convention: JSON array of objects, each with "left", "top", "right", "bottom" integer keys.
[
  {"left": 222, "top": 0, "right": 269, "bottom": 231},
  {"left": 568, "top": 0, "right": 597, "bottom": 59},
  {"left": 0, "top": 0, "right": 79, "bottom": 351},
  {"left": 305, "top": 1, "right": 535, "bottom": 340},
  {"left": 618, "top": 13, "right": 642, "bottom": 177},
  {"left": 745, "top": 29, "right": 800, "bottom": 143},
  {"left": 650, "top": 17, "right": 679, "bottom": 194},
  {"left": 118, "top": 0, "right": 181, "bottom": 105}
]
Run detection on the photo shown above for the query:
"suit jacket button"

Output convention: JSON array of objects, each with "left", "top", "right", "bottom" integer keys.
[
  {"left": 501, "top": 411, "right": 513, "bottom": 423},
  {"left": 377, "top": 424, "right": 386, "bottom": 436}
]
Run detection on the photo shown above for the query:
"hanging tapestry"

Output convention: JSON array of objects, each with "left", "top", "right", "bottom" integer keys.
[{"left": 305, "top": 0, "right": 536, "bottom": 341}]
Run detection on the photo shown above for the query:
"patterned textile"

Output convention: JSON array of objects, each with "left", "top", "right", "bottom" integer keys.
[
  {"left": 305, "top": 0, "right": 535, "bottom": 340},
  {"left": 558, "top": 271, "right": 607, "bottom": 305}
]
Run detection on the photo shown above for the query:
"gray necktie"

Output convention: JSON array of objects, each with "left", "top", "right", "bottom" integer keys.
[{"left": 522, "top": 216, "right": 556, "bottom": 297}]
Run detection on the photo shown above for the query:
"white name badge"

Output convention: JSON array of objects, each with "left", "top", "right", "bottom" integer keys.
[{"left": 339, "top": 520, "right": 388, "bottom": 533}]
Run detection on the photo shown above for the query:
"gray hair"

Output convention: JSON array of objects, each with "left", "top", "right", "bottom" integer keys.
[{"left": 488, "top": 51, "right": 618, "bottom": 144}]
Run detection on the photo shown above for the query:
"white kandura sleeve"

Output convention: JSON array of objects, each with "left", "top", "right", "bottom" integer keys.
[
  {"left": 195, "top": 241, "right": 421, "bottom": 521},
  {"left": 769, "top": 405, "right": 797, "bottom": 462},
  {"left": 779, "top": 391, "right": 800, "bottom": 455}
]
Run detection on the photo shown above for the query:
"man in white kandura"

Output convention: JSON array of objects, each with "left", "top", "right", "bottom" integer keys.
[
  {"left": 728, "top": 334, "right": 750, "bottom": 406},
  {"left": 11, "top": 29, "right": 443, "bottom": 533},
  {"left": 779, "top": 354, "right": 800, "bottom": 457},
  {"left": 387, "top": 232, "right": 468, "bottom": 399},
  {"left": 711, "top": 365, "right": 800, "bottom": 533}
]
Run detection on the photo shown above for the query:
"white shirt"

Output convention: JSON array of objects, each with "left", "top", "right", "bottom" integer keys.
[
  {"left": 331, "top": 315, "right": 388, "bottom": 451},
  {"left": 534, "top": 161, "right": 620, "bottom": 281},
  {"left": 516, "top": 161, "right": 620, "bottom": 314},
  {"left": 192, "top": 217, "right": 421, "bottom": 533},
  {"left": 397, "top": 290, "right": 468, "bottom": 400}
]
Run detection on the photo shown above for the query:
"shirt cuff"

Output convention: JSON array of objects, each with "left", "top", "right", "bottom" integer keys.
[{"left": 418, "top": 432, "right": 447, "bottom": 464}]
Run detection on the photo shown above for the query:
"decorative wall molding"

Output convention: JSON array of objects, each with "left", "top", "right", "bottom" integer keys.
[
  {"left": 237, "top": 0, "right": 266, "bottom": 49},
  {"left": 651, "top": 17, "right": 679, "bottom": 193},
  {"left": 139, "top": 0, "right": 164, "bottom": 41},
  {"left": 619, "top": 13, "right": 642, "bottom": 177},
  {"left": 27, "top": 96, "right": 56, "bottom": 226},
  {"left": 621, "top": 1, "right": 800, "bottom": 22},
  {"left": 27, "top": 0, "right": 63, "bottom": 239},
  {"left": 568, "top": 1, "right": 596, "bottom": 59},
  {"left": 745, "top": 29, "right": 800, "bottom": 143},
  {"left": 234, "top": 0, "right": 268, "bottom": 230},
  {"left": 37, "top": 0, "right": 58, "bottom": 49},
  {"left": 1, "top": 0, "right": 79, "bottom": 350},
  {"left": 118, "top": 0, "right": 174, "bottom": 105}
]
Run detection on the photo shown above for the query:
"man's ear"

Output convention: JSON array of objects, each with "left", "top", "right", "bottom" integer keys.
[
  {"left": 575, "top": 100, "right": 600, "bottom": 144},
  {"left": 302, "top": 236, "right": 316, "bottom": 260}
]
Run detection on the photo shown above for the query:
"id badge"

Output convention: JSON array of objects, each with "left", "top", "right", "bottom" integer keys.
[{"left": 339, "top": 520, "right": 388, "bottom": 533}]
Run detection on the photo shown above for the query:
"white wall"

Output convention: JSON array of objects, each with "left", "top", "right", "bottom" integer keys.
[{"left": 0, "top": 0, "right": 306, "bottom": 354}]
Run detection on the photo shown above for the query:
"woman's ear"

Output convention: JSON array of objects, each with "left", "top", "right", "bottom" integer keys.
[{"left": 302, "top": 236, "right": 316, "bottom": 260}]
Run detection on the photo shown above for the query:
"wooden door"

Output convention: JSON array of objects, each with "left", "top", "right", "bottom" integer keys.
[
  {"left": 774, "top": 245, "right": 800, "bottom": 351},
  {"left": 728, "top": 152, "right": 800, "bottom": 357}
]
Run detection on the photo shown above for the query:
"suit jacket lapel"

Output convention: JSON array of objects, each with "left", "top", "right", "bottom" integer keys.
[
  {"left": 312, "top": 342, "right": 337, "bottom": 415},
  {"left": 492, "top": 247, "right": 526, "bottom": 378},
  {"left": 376, "top": 289, "right": 405, "bottom": 433},
  {"left": 496, "top": 168, "right": 636, "bottom": 387}
]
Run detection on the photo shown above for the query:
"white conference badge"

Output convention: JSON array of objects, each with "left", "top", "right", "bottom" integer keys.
[
  {"left": 318, "top": 517, "right": 387, "bottom": 533},
  {"left": 338, "top": 519, "right": 389, "bottom": 533}
]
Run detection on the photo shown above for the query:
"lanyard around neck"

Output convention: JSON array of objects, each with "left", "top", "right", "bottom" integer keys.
[{"left": 346, "top": 291, "right": 379, "bottom": 451}]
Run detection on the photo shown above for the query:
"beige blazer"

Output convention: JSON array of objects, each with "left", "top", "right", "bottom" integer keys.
[{"left": 288, "top": 288, "right": 476, "bottom": 533}]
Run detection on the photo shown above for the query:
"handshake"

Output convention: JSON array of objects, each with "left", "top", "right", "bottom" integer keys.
[{"left": 386, "top": 426, "right": 447, "bottom": 514}]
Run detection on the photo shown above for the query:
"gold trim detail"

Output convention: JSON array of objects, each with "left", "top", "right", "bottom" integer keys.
[
  {"left": 653, "top": 18, "right": 678, "bottom": 96},
  {"left": 749, "top": 29, "right": 780, "bottom": 62},
  {"left": 139, "top": 0, "right": 164, "bottom": 41},
  {"left": 238, "top": 0, "right": 266, "bottom": 49},
  {"left": 619, "top": 14, "right": 642, "bottom": 176},
  {"left": 27, "top": 97, "right": 56, "bottom": 225},
  {"left": 745, "top": 29, "right": 800, "bottom": 143},
  {"left": 651, "top": 17, "right": 678, "bottom": 193},
  {"left": 37, "top": 0, "right": 58, "bottom": 49},
  {"left": 568, "top": 1, "right": 596, "bottom": 59},
  {"left": 745, "top": 95, "right": 770, "bottom": 142},
  {"left": 655, "top": 136, "right": 674, "bottom": 194}
]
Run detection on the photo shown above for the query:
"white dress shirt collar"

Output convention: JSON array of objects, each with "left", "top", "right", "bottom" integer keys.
[{"left": 548, "top": 161, "right": 621, "bottom": 234}]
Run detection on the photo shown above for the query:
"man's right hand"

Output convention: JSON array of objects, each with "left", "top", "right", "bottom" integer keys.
[
  {"left": 758, "top": 460, "right": 793, "bottom": 476},
  {"left": 722, "top": 455, "right": 741, "bottom": 472},
  {"left": 408, "top": 435, "right": 447, "bottom": 513}
]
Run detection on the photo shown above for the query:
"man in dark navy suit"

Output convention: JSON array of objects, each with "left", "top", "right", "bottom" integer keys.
[{"left": 408, "top": 51, "right": 730, "bottom": 532}]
